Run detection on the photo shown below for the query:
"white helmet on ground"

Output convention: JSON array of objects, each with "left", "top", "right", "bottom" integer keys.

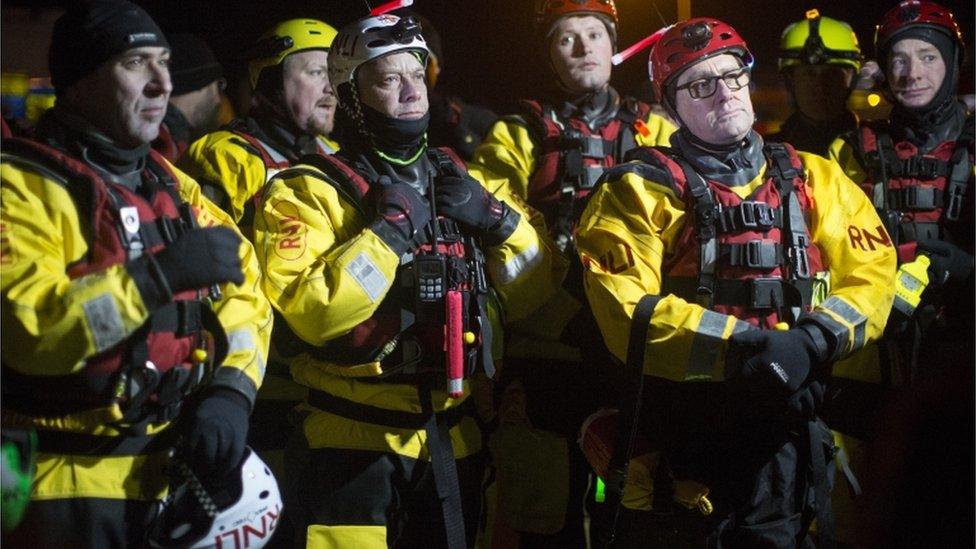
[{"left": 147, "top": 447, "right": 283, "bottom": 549}]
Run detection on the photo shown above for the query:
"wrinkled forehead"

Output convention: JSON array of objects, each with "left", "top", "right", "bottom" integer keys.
[
  {"left": 675, "top": 53, "right": 742, "bottom": 86},
  {"left": 362, "top": 50, "right": 426, "bottom": 76}
]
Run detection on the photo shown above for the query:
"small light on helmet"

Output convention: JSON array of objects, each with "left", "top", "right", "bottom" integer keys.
[{"left": 867, "top": 93, "right": 882, "bottom": 107}]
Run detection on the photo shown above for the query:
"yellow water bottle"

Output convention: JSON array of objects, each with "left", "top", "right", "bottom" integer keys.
[{"left": 893, "top": 255, "right": 930, "bottom": 316}]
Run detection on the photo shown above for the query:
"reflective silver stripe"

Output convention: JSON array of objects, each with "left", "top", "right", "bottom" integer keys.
[
  {"left": 820, "top": 296, "right": 867, "bottom": 351},
  {"left": 83, "top": 293, "right": 126, "bottom": 352},
  {"left": 345, "top": 252, "right": 389, "bottom": 302},
  {"left": 253, "top": 138, "right": 290, "bottom": 182},
  {"left": 685, "top": 309, "right": 728, "bottom": 380},
  {"left": 491, "top": 241, "right": 542, "bottom": 285},
  {"left": 892, "top": 295, "right": 916, "bottom": 317},
  {"left": 226, "top": 329, "right": 266, "bottom": 379},
  {"left": 731, "top": 319, "right": 756, "bottom": 336}
]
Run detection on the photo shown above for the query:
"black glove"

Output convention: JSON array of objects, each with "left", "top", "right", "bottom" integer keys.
[
  {"left": 435, "top": 168, "right": 519, "bottom": 246},
  {"left": 786, "top": 378, "right": 827, "bottom": 418},
  {"left": 369, "top": 177, "right": 431, "bottom": 255},
  {"left": 178, "top": 388, "right": 250, "bottom": 481},
  {"left": 916, "top": 238, "right": 974, "bottom": 286},
  {"left": 129, "top": 226, "right": 244, "bottom": 310},
  {"left": 725, "top": 327, "right": 824, "bottom": 395}
]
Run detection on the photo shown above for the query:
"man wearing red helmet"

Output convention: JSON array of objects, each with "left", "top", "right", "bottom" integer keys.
[
  {"left": 829, "top": 1, "right": 974, "bottom": 380},
  {"left": 466, "top": 1, "right": 675, "bottom": 544},
  {"left": 576, "top": 18, "right": 895, "bottom": 546}
]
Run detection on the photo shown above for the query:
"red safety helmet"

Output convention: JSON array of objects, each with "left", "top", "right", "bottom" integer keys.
[
  {"left": 649, "top": 18, "right": 753, "bottom": 108},
  {"left": 875, "top": 0, "right": 963, "bottom": 55},
  {"left": 535, "top": 0, "right": 618, "bottom": 34}
]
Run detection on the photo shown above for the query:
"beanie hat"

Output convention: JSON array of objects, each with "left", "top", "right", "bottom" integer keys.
[
  {"left": 49, "top": 0, "right": 169, "bottom": 93},
  {"left": 167, "top": 32, "right": 223, "bottom": 95}
]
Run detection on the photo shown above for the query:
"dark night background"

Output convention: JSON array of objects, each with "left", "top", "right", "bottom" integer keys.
[{"left": 2, "top": 1, "right": 975, "bottom": 125}]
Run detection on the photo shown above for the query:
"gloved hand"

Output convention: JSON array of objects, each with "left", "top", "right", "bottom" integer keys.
[
  {"left": 435, "top": 168, "right": 518, "bottom": 245},
  {"left": 369, "top": 176, "right": 431, "bottom": 255},
  {"left": 916, "top": 238, "right": 974, "bottom": 287},
  {"left": 129, "top": 226, "right": 244, "bottom": 310},
  {"left": 786, "top": 379, "right": 827, "bottom": 418},
  {"left": 178, "top": 387, "right": 251, "bottom": 481},
  {"left": 725, "top": 327, "right": 823, "bottom": 395}
]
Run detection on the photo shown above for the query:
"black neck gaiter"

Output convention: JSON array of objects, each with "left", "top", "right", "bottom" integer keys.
[{"left": 362, "top": 103, "right": 430, "bottom": 162}]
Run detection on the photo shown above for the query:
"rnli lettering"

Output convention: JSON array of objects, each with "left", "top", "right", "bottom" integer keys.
[
  {"left": 273, "top": 201, "right": 306, "bottom": 260},
  {"left": 848, "top": 224, "right": 892, "bottom": 251}
]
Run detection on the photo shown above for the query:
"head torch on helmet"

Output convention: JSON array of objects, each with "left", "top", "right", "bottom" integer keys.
[{"left": 778, "top": 10, "right": 862, "bottom": 72}]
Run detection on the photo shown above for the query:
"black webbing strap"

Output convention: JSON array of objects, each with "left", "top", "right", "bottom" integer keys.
[
  {"left": 604, "top": 294, "right": 658, "bottom": 547},
  {"left": 675, "top": 158, "right": 719, "bottom": 302},
  {"left": 419, "top": 378, "right": 468, "bottom": 549},
  {"left": 36, "top": 427, "right": 176, "bottom": 456},
  {"left": 765, "top": 143, "right": 811, "bottom": 280},
  {"left": 306, "top": 388, "right": 470, "bottom": 430},
  {"left": 945, "top": 120, "right": 974, "bottom": 221},
  {"left": 806, "top": 418, "right": 836, "bottom": 549}
]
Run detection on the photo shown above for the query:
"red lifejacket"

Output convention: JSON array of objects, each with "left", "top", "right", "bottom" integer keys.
[
  {"left": 270, "top": 147, "right": 494, "bottom": 380},
  {"left": 853, "top": 118, "right": 974, "bottom": 263},
  {"left": 152, "top": 121, "right": 189, "bottom": 164},
  {"left": 627, "top": 142, "right": 824, "bottom": 328},
  {"left": 519, "top": 97, "right": 651, "bottom": 249},
  {"left": 1, "top": 138, "right": 224, "bottom": 420}
]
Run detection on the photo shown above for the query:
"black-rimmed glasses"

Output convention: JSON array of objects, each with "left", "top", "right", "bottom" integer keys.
[{"left": 675, "top": 68, "right": 751, "bottom": 100}]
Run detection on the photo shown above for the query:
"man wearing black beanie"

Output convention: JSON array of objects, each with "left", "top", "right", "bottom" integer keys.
[
  {"left": 1, "top": 1, "right": 272, "bottom": 546},
  {"left": 153, "top": 32, "right": 226, "bottom": 162}
]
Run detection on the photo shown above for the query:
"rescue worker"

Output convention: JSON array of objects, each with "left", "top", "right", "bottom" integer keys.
[
  {"left": 178, "top": 18, "right": 339, "bottom": 226},
  {"left": 252, "top": 13, "right": 559, "bottom": 549},
  {"left": 576, "top": 17, "right": 895, "bottom": 547},
  {"left": 767, "top": 10, "right": 863, "bottom": 156},
  {"left": 829, "top": 0, "right": 974, "bottom": 381},
  {"left": 177, "top": 22, "right": 340, "bottom": 535},
  {"left": 829, "top": 7, "right": 974, "bottom": 543},
  {"left": 467, "top": 0, "right": 675, "bottom": 544},
  {"left": 153, "top": 32, "right": 226, "bottom": 163},
  {"left": 0, "top": 1, "right": 272, "bottom": 547}
]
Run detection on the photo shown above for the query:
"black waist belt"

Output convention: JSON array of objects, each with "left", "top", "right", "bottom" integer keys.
[
  {"left": 664, "top": 277, "right": 813, "bottom": 309},
  {"left": 36, "top": 427, "right": 176, "bottom": 456},
  {"left": 306, "top": 389, "right": 471, "bottom": 430}
]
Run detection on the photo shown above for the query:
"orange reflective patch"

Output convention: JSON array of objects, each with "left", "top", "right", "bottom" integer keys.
[
  {"left": 272, "top": 201, "right": 306, "bottom": 260},
  {"left": 848, "top": 224, "right": 891, "bottom": 251}
]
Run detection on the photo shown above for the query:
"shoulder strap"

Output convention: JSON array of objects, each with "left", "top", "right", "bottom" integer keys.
[
  {"left": 764, "top": 142, "right": 812, "bottom": 281},
  {"left": 603, "top": 294, "right": 657, "bottom": 546},
  {"left": 671, "top": 154, "right": 719, "bottom": 303},
  {"left": 945, "top": 113, "right": 975, "bottom": 221}
]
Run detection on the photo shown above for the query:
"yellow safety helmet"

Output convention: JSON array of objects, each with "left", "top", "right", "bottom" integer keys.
[
  {"left": 779, "top": 10, "right": 862, "bottom": 72},
  {"left": 247, "top": 18, "right": 338, "bottom": 89}
]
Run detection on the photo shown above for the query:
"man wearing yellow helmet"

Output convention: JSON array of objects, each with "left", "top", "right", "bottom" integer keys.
[
  {"left": 175, "top": 23, "right": 340, "bottom": 545},
  {"left": 767, "top": 10, "right": 863, "bottom": 156},
  {"left": 178, "top": 18, "right": 340, "bottom": 228}
]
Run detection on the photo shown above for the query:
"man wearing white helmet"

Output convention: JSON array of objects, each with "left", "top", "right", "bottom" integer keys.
[{"left": 252, "top": 13, "right": 559, "bottom": 549}]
